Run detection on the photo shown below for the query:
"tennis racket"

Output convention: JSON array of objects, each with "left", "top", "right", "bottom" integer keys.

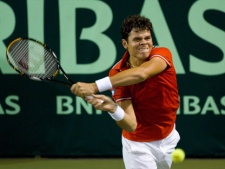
[{"left": 6, "top": 37, "right": 100, "bottom": 101}]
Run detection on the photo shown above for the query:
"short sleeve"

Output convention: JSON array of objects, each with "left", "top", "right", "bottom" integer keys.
[
  {"left": 150, "top": 47, "right": 173, "bottom": 67},
  {"left": 111, "top": 86, "right": 131, "bottom": 102}
]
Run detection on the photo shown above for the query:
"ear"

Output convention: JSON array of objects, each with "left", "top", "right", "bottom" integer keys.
[{"left": 122, "top": 39, "right": 128, "bottom": 49}]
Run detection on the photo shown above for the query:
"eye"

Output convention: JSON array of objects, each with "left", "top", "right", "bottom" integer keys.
[
  {"left": 145, "top": 36, "right": 151, "bottom": 40},
  {"left": 133, "top": 37, "right": 141, "bottom": 42}
]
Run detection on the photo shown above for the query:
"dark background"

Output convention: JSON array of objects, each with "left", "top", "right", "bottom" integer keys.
[{"left": 0, "top": 0, "right": 225, "bottom": 157}]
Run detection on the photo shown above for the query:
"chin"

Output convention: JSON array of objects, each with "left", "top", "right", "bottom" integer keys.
[
  {"left": 143, "top": 51, "right": 151, "bottom": 56},
  {"left": 137, "top": 53, "right": 150, "bottom": 60}
]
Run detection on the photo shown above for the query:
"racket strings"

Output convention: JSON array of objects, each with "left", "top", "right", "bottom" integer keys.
[
  {"left": 9, "top": 40, "right": 29, "bottom": 70},
  {"left": 8, "top": 39, "right": 59, "bottom": 79}
]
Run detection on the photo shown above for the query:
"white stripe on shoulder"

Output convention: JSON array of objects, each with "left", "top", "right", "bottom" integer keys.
[
  {"left": 151, "top": 55, "right": 171, "bottom": 66},
  {"left": 116, "top": 97, "right": 131, "bottom": 102},
  {"left": 112, "top": 59, "right": 122, "bottom": 69}
]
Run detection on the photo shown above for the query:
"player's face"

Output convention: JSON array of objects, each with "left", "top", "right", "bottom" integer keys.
[{"left": 122, "top": 28, "right": 153, "bottom": 61}]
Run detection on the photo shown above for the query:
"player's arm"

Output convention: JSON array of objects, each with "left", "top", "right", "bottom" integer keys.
[
  {"left": 115, "top": 99, "right": 137, "bottom": 132},
  {"left": 110, "top": 56, "right": 167, "bottom": 87},
  {"left": 71, "top": 57, "right": 167, "bottom": 97},
  {"left": 85, "top": 95, "right": 137, "bottom": 132}
]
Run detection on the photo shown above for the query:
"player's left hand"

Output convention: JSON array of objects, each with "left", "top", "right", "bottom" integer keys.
[{"left": 85, "top": 94, "right": 117, "bottom": 113}]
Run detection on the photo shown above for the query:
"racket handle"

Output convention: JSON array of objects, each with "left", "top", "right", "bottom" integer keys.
[{"left": 86, "top": 95, "right": 104, "bottom": 103}]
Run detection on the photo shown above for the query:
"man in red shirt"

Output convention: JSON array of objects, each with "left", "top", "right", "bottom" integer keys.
[{"left": 71, "top": 14, "right": 180, "bottom": 169}]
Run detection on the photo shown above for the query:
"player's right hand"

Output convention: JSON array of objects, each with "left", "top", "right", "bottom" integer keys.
[{"left": 70, "top": 82, "right": 98, "bottom": 97}]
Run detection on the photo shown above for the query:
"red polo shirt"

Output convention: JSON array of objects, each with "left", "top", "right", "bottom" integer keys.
[{"left": 109, "top": 47, "right": 179, "bottom": 142}]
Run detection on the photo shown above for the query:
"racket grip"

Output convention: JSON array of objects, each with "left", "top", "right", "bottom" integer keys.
[{"left": 86, "top": 95, "right": 104, "bottom": 103}]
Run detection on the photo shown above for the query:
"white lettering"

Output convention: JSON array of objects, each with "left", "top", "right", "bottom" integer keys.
[
  {"left": 76, "top": 97, "right": 93, "bottom": 115},
  {"left": 56, "top": 96, "right": 102, "bottom": 115},
  {"left": 5, "top": 95, "right": 20, "bottom": 115},
  {"left": 188, "top": 0, "right": 225, "bottom": 75},
  {"left": 0, "top": 1, "right": 16, "bottom": 74},
  {"left": 201, "top": 96, "right": 220, "bottom": 115},
  {"left": 56, "top": 96, "right": 74, "bottom": 114},
  {"left": 0, "top": 103, "right": 5, "bottom": 114},
  {"left": 140, "top": 0, "right": 185, "bottom": 74},
  {"left": 183, "top": 96, "right": 200, "bottom": 115},
  {"left": 176, "top": 106, "right": 180, "bottom": 115},
  {"left": 220, "top": 96, "right": 225, "bottom": 115},
  {"left": 59, "top": 0, "right": 116, "bottom": 74},
  {"left": 27, "top": 0, "right": 44, "bottom": 41}
]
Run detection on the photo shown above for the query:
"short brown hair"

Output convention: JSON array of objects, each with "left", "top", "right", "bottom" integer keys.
[{"left": 120, "top": 14, "right": 153, "bottom": 40}]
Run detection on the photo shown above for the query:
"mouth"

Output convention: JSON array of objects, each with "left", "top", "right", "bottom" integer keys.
[{"left": 138, "top": 48, "right": 149, "bottom": 52}]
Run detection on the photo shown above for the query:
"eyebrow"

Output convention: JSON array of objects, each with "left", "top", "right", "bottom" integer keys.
[{"left": 132, "top": 35, "right": 151, "bottom": 40}]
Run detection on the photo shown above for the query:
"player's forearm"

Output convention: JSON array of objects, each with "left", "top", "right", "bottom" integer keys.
[
  {"left": 108, "top": 104, "right": 137, "bottom": 132},
  {"left": 115, "top": 115, "right": 137, "bottom": 132},
  {"left": 95, "top": 67, "right": 146, "bottom": 92},
  {"left": 110, "top": 68, "right": 146, "bottom": 87}
]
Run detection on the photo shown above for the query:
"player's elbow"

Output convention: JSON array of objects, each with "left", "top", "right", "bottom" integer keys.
[
  {"left": 129, "top": 123, "right": 137, "bottom": 132},
  {"left": 116, "top": 121, "right": 137, "bottom": 132},
  {"left": 136, "top": 74, "right": 146, "bottom": 82},
  {"left": 125, "top": 122, "right": 137, "bottom": 132}
]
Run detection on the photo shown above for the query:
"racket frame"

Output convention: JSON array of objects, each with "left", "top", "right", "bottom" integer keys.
[{"left": 6, "top": 37, "right": 74, "bottom": 87}]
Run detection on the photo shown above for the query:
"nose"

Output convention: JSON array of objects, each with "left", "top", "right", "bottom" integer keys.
[
  {"left": 139, "top": 42, "right": 146, "bottom": 45},
  {"left": 139, "top": 40, "right": 147, "bottom": 45}
]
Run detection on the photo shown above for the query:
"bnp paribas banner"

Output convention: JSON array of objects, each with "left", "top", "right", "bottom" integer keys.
[{"left": 0, "top": 0, "right": 225, "bottom": 157}]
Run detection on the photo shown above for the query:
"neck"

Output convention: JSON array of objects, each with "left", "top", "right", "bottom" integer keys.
[
  {"left": 127, "top": 59, "right": 136, "bottom": 68},
  {"left": 128, "top": 57, "right": 143, "bottom": 68}
]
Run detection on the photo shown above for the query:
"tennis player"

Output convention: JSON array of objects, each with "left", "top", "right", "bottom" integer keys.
[{"left": 71, "top": 14, "right": 180, "bottom": 169}]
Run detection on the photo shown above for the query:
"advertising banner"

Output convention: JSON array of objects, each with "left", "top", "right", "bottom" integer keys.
[{"left": 0, "top": 0, "right": 225, "bottom": 157}]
